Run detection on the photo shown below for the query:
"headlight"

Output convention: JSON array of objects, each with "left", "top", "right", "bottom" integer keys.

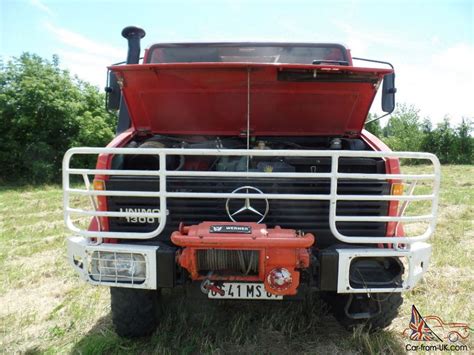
[{"left": 89, "top": 251, "right": 146, "bottom": 284}]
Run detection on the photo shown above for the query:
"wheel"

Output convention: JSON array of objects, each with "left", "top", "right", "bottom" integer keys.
[
  {"left": 110, "top": 287, "right": 160, "bottom": 338},
  {"left": 322, "top": 292, "right": 403, "bottom": 331}
]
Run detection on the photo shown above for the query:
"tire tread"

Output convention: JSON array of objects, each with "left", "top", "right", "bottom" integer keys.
[{"left": 110, "top": 287, "right": 159, "bottom": 338}]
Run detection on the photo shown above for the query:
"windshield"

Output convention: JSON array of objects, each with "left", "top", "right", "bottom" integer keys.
[{"left": 147, "top": 43, "right": 347, "bottom": 64}]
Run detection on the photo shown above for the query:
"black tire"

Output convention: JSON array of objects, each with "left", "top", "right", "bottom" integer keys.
[
  {"left": 110, "top": 287, "right": 160, "bottom": 338},
  {"left": 322, "top": 292, "right": 403, "bottom": 331}
]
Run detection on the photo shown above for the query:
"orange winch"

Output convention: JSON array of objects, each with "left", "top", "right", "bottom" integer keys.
[{"left": 171, "top": 222, "right": 315, "bottom": 296}]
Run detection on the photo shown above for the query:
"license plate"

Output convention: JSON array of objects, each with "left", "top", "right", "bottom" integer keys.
[{"left": 208, "top": 282, "right": 283, "bottom": 300}]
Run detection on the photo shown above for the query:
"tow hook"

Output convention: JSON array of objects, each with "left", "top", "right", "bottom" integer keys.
[
  {"left": 344, "top": 294, "right": 382, "bottom": 320},
  {"left": 200, "top": 273, "right": 225, "bottom": 296}
]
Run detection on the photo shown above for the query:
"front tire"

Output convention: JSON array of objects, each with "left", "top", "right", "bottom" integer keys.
[{"left": 110, "top": 287, "right": 160, "bottom": 338}]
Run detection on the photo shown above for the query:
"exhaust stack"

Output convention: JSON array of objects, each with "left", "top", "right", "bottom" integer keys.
[{"left": 121, "top": 26, "right": 146, "bottom": 64}]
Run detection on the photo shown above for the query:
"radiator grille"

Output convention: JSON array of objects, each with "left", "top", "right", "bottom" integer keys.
[{"left": 106, "top": 175, "right": 389, "bottom": 247}]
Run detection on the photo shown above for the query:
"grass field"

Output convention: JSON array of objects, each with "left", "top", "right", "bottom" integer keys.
[{"left": 1, "top": 165, "right": 473, "bottom": 354}]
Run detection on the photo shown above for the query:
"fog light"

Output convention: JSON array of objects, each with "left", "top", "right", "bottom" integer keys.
[
  {"left": 267, "top": 268, "right": 292, "bottom": 291},
  {"left": 89, "top": 251, "right": 146, "bottom": 284}
]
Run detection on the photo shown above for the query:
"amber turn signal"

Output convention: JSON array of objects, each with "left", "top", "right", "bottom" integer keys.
[
  {"left": 391, "top": 183, "right": 404, "bottom": 195},
  {"left": 93, "top": 179, "right": 105, "bottom": 191}
]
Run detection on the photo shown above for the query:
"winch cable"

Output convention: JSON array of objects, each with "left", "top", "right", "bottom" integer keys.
[
  {"left": 245, "top": 251, "right": 256, "bottom": 275},
  {"left": 198, "top": 250, "right": 258, "bottom": 275},
  {"left": 237, "top": 250, "right": 247, "bottom": 274}
]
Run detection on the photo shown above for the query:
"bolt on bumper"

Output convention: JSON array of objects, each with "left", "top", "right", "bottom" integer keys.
[
  {"left": 336, "top": 242, "right": 431, "bottom": 293},
  {"left": 67, "top": 236, "right": 431, "bottom": 294}
]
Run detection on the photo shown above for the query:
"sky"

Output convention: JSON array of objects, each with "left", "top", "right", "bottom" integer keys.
[{"left": 1, "top": 0, "right": 473, "bottom": 125}]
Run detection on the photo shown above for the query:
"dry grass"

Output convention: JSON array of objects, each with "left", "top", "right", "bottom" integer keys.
[{"left": 0, "top": 165, "right": 472, "bottom": 354}]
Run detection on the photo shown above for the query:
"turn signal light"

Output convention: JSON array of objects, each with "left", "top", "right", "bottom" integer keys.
[
  {"left": 391, "top": 183, "right": 404, "bottom": 196},
  {"left": 93, "top": 179, "right": 105, "bottom": 191}
]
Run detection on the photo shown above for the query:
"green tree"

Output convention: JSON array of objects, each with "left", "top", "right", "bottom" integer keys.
[
  {"left": 455, "top": 118, "right": 473, "bottom": 164},
  {"left": 364, "top": 113, "right": 383, "bottom": 137},
  {"left": 382, "top": 104, "right": 424, "bottom": 152},
  {"left": 420, "top": 118, "right": 435, "bottom": 154},
  {"left": 421, "top": 118, "right": 433, "bottom": 133},
  {"left": 427, "top": 117, "right": 456, "bottom": 164},
  {"left": 0, "top": 53, "right": 115, "bottom": 183}
]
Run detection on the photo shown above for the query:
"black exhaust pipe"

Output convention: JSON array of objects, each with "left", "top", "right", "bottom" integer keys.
[
  {"left": 121, "top": 26, "right": 146, "bottom": 64},
  {"left": 113, "top": 26, "right": 145, "bottom": 134}
]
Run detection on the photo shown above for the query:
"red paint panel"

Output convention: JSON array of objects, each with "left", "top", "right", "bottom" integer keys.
[
  {"left": 111, "top": 63, "right": 391, "bottom": 136},
  {"left": 92, "top": 128, "right": 135, "bottom": 242},
  {"left": 361, "top": 129, "right": 404, "bottom": 247}
]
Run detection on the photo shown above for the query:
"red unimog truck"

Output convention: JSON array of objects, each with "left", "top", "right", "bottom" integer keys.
[{"left": 63, "top": 26, "right": 440, "bottom": 337}]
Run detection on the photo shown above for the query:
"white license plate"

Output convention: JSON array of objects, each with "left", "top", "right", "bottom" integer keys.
[{"left": 208, "top": 282, "right": 283, "bottom": 300}]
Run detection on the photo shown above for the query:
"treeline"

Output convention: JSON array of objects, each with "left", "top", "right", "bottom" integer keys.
[
  {"left": 0, "top": 53, "right": 115, "bottom": 183},
  {"left": 366, "top": 105, "right": 473, "bottom": 164}
]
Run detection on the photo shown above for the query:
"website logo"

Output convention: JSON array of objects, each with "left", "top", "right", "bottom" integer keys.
[
  {"left": 402, "top": 305, "right": 472, "bottom": 352},
  {"left": 405, "top": 305, "right": 442, "bottom": 342}
]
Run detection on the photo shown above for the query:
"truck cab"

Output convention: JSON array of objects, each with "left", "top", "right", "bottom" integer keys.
[{"left": 63, "top": 26, "right": 440, "bottom": 337}]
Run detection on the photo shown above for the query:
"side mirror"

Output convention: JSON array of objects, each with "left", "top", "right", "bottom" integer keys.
[
  {"left": 105, "top": 70, "right": 121, "bottom": 111},
  {"left": 381, "top": 73, "right": 397, "bottom": 113}
]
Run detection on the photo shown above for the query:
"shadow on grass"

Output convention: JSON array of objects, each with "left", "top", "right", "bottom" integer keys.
[{"left": 72, "top": 289, "right": 406, "bottom": 355}]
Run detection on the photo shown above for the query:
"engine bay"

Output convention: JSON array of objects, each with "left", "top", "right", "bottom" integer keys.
[{"left": 117, "top": 135, "right": 375, "bottom": 174}]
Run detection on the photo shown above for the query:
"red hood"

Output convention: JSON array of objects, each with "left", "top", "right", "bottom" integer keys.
[{"left": 110, "top": 63, "right": 392, "bottom": 136}]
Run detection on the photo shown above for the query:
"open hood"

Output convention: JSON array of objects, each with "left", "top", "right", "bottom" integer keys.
[{"left": 110, "top": 63, "right": 392, "bottom": 136}]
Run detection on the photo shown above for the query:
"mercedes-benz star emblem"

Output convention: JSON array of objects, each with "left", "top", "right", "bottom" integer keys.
[{"left": 225, "top": 186, "right": 269, "bottom": 223}]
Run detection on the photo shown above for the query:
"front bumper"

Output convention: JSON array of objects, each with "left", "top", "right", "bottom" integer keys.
[
  {"left": 336, "top": 242, "right": 431, "bottom": 293},
  {"left": 67, "top": 237, "right": 431, "bottom": 293}
]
